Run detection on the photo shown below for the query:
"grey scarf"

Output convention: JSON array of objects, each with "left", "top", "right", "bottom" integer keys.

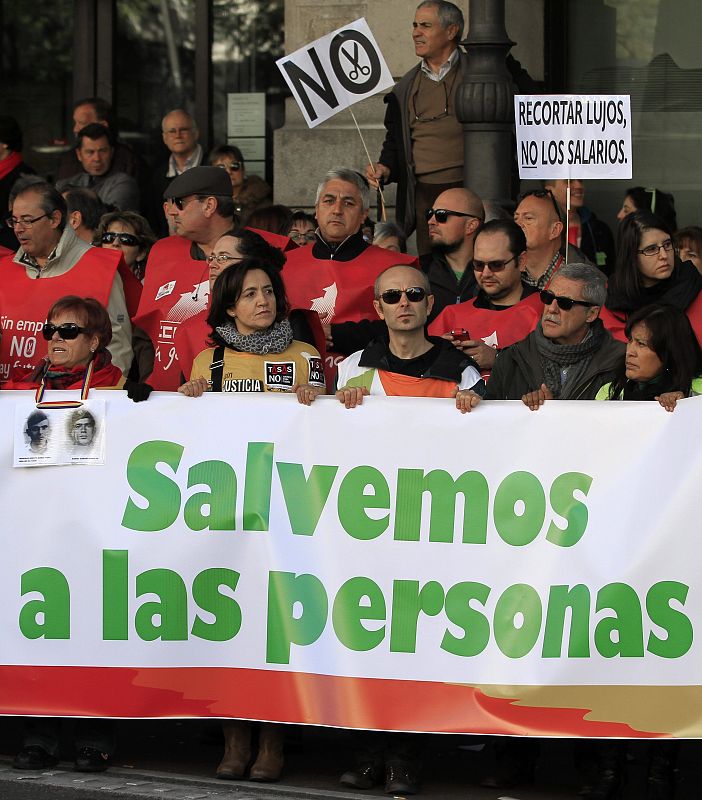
[
  {"left": 534, "top": 319, "right": 605, "bottom": 399},
  {"left": 215, "top": 319, "right": 293, "bottom": 355}
]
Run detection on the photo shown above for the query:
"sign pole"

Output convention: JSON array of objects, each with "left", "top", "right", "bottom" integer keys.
[{"left": 349, "top": 107, "right": 387, "bottom": 222}]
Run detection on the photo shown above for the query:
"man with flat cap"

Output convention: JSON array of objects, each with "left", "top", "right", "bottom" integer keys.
[{"left": 131, "top": 166, "right": 236, "bottom": 390}]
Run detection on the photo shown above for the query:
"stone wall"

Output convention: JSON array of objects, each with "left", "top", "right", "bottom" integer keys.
[{"left": 274, "top": 0, "right": 544, "bottom": 212}]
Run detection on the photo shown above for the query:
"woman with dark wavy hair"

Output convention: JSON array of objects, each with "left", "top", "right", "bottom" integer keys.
[
  {"left": 602, "top": 211, "right": 702, "bottom": 340},
  {"left": 597, "top": 303, "right": 702, "bottom": 410}
]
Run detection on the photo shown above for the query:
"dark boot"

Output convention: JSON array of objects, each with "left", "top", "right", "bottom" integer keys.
[
  {"left": 216, "top": 720, "right": 251, "bottom": 780},
  {"left": 646, "top": 741, "right": 678, "bottom": 800},
  {"left": 249, "top": 723, "right": 284, "bottom": 782},
  {"left": 588, "top": 741, "right": 625, "bottom": 800}
]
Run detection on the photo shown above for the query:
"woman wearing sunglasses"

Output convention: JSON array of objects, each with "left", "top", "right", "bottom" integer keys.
[
  {"left": 179, "top": 256, "right": 325, "bottom": 405},
  {"left": 601, "top": 212, "right": 702, "bottom": 341},
  {"left": 208, "top": 144, "right": 271, "bottom": 223},
  {"left": 4, "top": 295, "right": 126, "bottom": 390},
  {"left": 95, "top": 210, "right": 156, "bottom": 282}
]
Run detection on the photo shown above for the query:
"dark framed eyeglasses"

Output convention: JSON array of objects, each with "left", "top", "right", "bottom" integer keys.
[
  {"left": 379, "top": 287, "right": 427, "bottom": 304},
  {"left": 426, "top": 208, "right": 479, "bottom": 224},
  {"left": 42, "top": 322, "right": 87, "bottom": 340},
  {"left": 540, "top": 289, "right": 596, "bottom": 311},
  {"left": 517, "top": 188, "right": 563, "bottom": 222},
  {"left": 289, "top": 230, "right": 317, "bottom": 244},
  {"left": 102, "top": 231, "right": 140, "bottom": 246},
  {"left": 637, "top": 239, "right": 674, "bottom": 257},
  {"left": 473, "top": 256, "right": 516, "bottom": 273},
  {"left": 5, "top": 213, "right": 49, "bottom": 229},
  {"left": 215, "top": 161, "right": 242, "bottom": 172}
]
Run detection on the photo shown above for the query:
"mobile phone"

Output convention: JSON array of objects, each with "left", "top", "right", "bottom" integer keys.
[{"left": 449, "top": 328, "right": 471, "bottom": 341}]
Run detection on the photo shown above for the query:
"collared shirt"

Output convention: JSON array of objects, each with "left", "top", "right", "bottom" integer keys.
[
  {"left": 17, "top": 227, "right": 72, "bottom": 275},
  {"left": 166, "top": 144, "right": 203, "bottom": 178},
  {"left": 420, "top": 47, "right": 459, "bottom": 82},
  {"left": 522, "top": 251, "right": 564, "bottom": 290}
]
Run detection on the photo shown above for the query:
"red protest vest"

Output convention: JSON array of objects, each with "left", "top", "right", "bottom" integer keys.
[
  {"left": 0, "top": 248, "right": 120, "bottom": 384},
  {"left": 132, "top": 236, "right": 210, "bottom": 390},
  {"left": 601, "top": 292, "right": 702, "bottom": 348},
  {"left": 248, "top": 227, "right": 296, "bottom": 252},
  {"left": 282, "top": 243, "right": 417, "bottom": 382},
  {"left": 428, "top": 292, "right": 543, "bottom": 378}
]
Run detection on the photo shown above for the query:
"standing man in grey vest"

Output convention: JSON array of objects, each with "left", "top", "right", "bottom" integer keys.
[{"left": 366, "top": 1, "right": 466, "bottom": 257}]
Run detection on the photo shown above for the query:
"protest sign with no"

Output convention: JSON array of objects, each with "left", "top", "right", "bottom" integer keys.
[
  {"left": 276, "top": 18, "right": 394, "bottom": 129},
  {"left": 514, "top": 94, "right": 632, "bottom": 180}
]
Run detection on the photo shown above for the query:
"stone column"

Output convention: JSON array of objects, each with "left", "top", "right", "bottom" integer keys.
[{"left": 455, "top": 0, "right": 515, "bottom": 204}]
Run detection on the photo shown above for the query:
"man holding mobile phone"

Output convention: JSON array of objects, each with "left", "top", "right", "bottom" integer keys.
[{"left": 428, "top": 219, "right": 541, "bottom": 378}]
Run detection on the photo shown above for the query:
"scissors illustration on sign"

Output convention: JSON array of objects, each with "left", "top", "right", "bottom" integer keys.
[{"left": 341, "top": 41, "right": 371, "bottom": 80}]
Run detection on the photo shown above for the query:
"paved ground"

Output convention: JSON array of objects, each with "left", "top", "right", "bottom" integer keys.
[{"left": 0, "top": 717, "right": 699, "bottom": 798}]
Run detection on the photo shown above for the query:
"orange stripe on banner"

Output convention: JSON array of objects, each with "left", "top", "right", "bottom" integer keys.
[{"left": 0, "top": 666, "right": 666, "bottom": 737}]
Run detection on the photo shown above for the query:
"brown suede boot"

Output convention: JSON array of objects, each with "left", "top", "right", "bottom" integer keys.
[
  {"left": 249, "top": 723, "right": 284, "bottom": 782},
  {"left": 216, "top": 720, "right": 251, "bottom": 780}
]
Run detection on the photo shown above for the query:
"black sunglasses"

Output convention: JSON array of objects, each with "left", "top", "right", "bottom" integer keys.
[
  {"left": 540, "top": 289, "right": 596, "bottom": 311},
  {"left": 473, "top": 256, "right": 515, "bottom": 273},
  {"left": 42, "top": 322, "right": 87, "bottom": 341},
  {"left": 102, "top": 231, "right": 140, "bottom": 246},
  {"left": 167, "top": 196, "right": 201, "bottom": 211},
  {"left": 518, "top": 189, "right": 563, "bottom": 221},
  {"left": 215, "top": 161, "right": 242, "bottom": 171},
  {"left": 425, "top": 208, "right": 479, "bottom": 224},
  {"left": 379, "top": 287, "right": 426, "bottom": 304}
]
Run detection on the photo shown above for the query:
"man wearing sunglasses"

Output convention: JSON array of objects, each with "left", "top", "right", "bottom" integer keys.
[
  {"left": 485, "top": 262, "right": 624, "bottom": 407},
  {"left": 131, "top": 166, "right": 237, "bottom": 390},
  {"left": 423, "top": 186, "right": 484, "bottom": 318},
  {"left": 335, "top": 264, "right": 484, "bottom": 415},
  {"left": 428, "top": 219, "right": 541, "bottom": 377},
  {"left": 0, "top": 179, "right": 133, "bottom": 382}
]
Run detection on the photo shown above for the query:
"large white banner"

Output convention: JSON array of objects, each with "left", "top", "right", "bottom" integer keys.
[
  {"left": 276, "top": 18, "right": 394, "bottom": 128},
  {"left": 2, "top": 392, "right": 702, "bottom": 736},
  {"left": 514, "top": 94, "right": 632, "bottom": 180}
]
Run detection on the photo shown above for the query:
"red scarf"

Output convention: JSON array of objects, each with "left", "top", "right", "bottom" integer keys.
[{"left": 0, "top": 151, "right": 22, "bottom": 182}]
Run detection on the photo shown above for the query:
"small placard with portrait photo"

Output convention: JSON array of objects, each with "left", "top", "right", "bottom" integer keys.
[{"left": 13, "top": 399, "right": 106, "bottom": 468}]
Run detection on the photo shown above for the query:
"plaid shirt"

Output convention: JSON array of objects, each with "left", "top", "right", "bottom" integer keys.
[{"left": 522, "top": 252, "right": 564, "bottom": 290}]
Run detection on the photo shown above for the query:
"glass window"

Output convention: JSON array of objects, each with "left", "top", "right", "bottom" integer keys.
[
  {"left": 114, "top": 0, "right": 197, "bottom": 165},
  {"left": 211, "top": 0, "right": 285, "bottom": 183},
  {"left": 0, "top": 0, "right": 74, "bottom": 180},
  {"left": 567, "top": 0, "right": 702, "bottom": 229}
]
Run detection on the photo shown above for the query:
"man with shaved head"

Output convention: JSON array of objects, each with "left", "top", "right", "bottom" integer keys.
[
  {"left": 335, "top": 264, "right": 484, "bottom": 414},
  {"left": 422, "top": 186, "right": 484, "bottom": 320}
]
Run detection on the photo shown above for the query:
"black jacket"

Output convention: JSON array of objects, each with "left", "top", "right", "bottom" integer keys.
[{"left": 486, "top": 323, "right": 625, "bottom": 400}]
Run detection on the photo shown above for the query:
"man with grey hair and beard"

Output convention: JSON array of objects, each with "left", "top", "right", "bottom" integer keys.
[{"left": 485, "top": 261, "right": 625, "bottom": 406}]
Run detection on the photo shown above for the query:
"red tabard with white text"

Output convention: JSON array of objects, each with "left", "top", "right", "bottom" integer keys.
[
  {"left": 132, "top": 237, "right": 210, "bottom": 391},
  {"left": 0, "top": 248, "right": 121, "bottom": 384}
]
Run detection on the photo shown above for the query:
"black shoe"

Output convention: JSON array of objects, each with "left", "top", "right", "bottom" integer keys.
[
  {"left": 74, "top": 746, "right": 111, "bottom": 772},
  {"left": 588, "top": 768, "right": 624, "bottom": 800},
  {"left": 13, "top": 745, "right": 59, "bottom": 770},
  {"left": 385, "top": 763, "right": 419, "bottom": 795},
  {"left": 340, "top": 760, "right": 383, "bottom": 789}
]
